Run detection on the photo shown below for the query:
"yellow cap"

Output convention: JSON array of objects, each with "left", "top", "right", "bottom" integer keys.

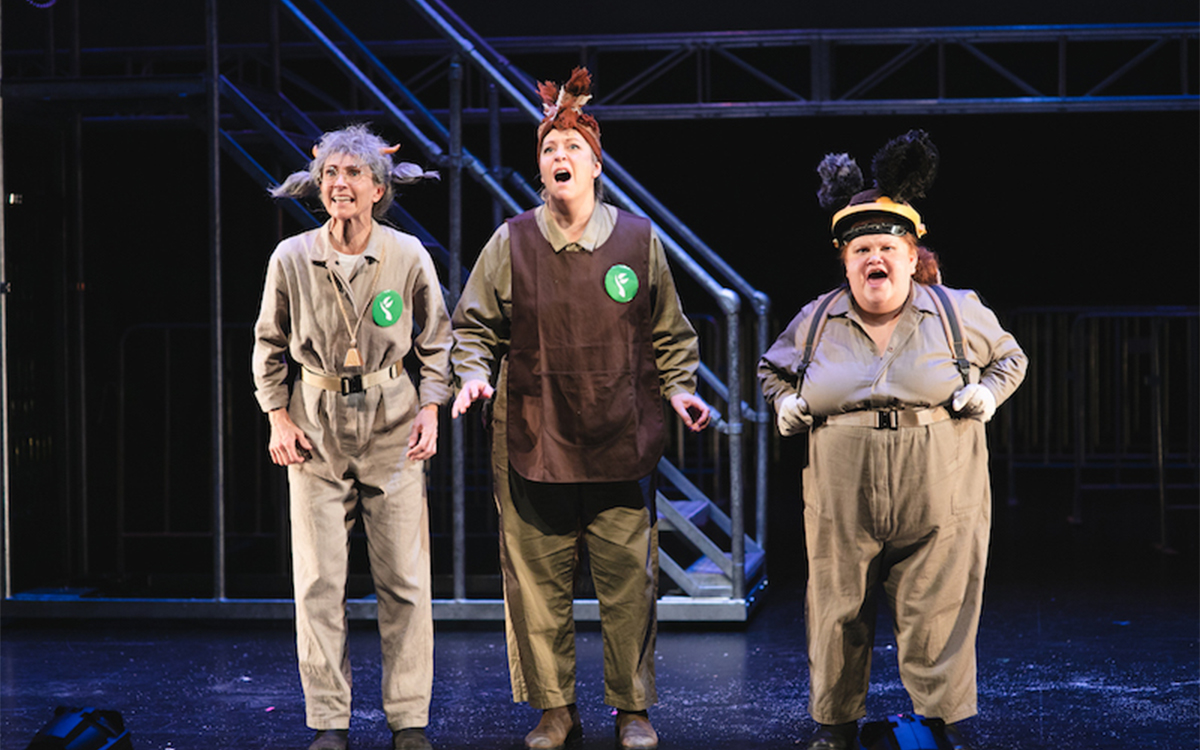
[{"left": 831, "top": 195, "right": 926, "bottom": 247}]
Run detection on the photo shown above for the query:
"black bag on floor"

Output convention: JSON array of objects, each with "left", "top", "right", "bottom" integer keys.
[
  {"left": 25, "top": 706, "right": 133, "bottom": 750},
  {"left": 860, "top": 713, "right": 950, "bottom": 750}
]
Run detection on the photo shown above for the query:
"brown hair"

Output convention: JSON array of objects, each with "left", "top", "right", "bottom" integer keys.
[{"left": 914, "top": 245, "right": 940, "bottom": 285}]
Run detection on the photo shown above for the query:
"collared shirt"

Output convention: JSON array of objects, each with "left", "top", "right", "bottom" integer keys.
[
  {"left": 758, "top": 283, "right": 1027, "bottom": 420},
  {"left": 452, "top": 203, "right": 700, "bottom": 398},
  {"left": 252, "top": 220, "right": 453, "bottom": 413}
]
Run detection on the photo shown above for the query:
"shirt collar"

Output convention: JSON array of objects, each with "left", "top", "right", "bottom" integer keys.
[
  {"left": 309, "top": 220, "right": 382, "bottom": 265},
  {"left": 535, "top": 203, "right": 614, "bottom": 253},
  {"left": 829, "top": 282, "right": 931, "bottom": 323}
]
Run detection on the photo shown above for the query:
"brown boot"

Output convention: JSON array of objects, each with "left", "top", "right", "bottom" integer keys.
[
  {"left": 615, "top": 710, "right": 658, "bottom": 749},
  {"left": 392, "top": 727, "right": 433, "bottom": 750},
  {"left": 524, "top": 705, "right": 582, "bottom": 749},
  {"left": 307, "top": 729, "right": 349, "bottom": 750}
]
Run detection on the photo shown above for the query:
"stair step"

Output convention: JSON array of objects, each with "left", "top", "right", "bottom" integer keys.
[
  {"left": 657, "top": 499, "right": 709, "bottom": 531},
  {"left": 686, "top": 548, "right": 766, "bottom": 580}
]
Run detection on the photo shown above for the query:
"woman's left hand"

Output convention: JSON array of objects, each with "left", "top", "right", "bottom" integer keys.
[
  {"left": 670, "top": 392, "right": 711, "bottom": 432},
  {"left": 952, "top": 384, "right": 997, "bottom": 422},
  {"left": 406, "top": 404, "right": 440, "bottom": 460}
]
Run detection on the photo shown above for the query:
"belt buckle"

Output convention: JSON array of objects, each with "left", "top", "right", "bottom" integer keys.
[
  {"left": 340, "top": 374, "right": 364, "bottom": 395},
  {"left": 876, "top": 410, "right": 899, "bottom": 430}
]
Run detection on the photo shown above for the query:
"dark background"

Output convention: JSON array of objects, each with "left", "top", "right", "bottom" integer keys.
[
  {"left": 2, "top": 0, "right": 1197, "bottom": 595},
  {"left": 5, "top": 0, "right": 1195, "bottom": 311}
]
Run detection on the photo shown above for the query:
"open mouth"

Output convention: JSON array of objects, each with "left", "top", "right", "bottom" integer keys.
[
  {"left": 868, "top": 270, "right": 888, "bottom": 280},
  {"left": 554, "top": 170, "right": 571, "bottom": 183}
]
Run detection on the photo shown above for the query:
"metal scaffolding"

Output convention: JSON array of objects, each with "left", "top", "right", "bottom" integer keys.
[{"left": 0, "top": 2, "right": 1195, "bottom": 621}]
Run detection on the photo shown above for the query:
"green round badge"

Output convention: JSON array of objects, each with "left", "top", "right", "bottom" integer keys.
[
  {"left": 604, "top": 264, "right": 639, "bottom": 303},
  {"left": 372, "top": 290, "right": 403, "bottom": 327}
]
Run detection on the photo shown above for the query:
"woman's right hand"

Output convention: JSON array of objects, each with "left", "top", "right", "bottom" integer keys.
[
  {"left": 267, "top": 408, "right": 313, "bottom": 465},
  {"left": 776, "top": 393, "right": 812, "bottom": 437},
  {"left": 451, "top": 379, "right": 495, "bottom": 419}
]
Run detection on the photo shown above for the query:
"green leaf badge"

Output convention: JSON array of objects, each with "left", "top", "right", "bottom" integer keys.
[
  {"left": 604, "top": 264, "right": 639, "bottom": 303},
  {"left": 372, "top": 290, "right": 403, "bottom": 327}
]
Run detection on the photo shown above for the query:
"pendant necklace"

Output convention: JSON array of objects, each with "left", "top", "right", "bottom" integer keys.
[{"left": 327, "top": 242, "right": 386, "bottom": 368}]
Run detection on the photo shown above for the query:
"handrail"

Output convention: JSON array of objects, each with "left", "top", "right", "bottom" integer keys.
[{"left": 278, "top": 0, "right": 525, "bottom": 217}]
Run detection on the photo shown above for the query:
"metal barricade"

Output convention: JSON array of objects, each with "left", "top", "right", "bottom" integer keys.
[{"left": 1001, "top": 307, "right": 1199, "bottom": 551}]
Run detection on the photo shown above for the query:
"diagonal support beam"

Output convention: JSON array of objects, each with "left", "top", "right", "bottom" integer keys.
[
  {"left": 711, "top": 45, "right": 807, "bottom": 102},
  {"left": 601, "top": 46, "right": 696, "bottom": 106},
  {"left": 1087, "top": 37, "right": 1170, "bottom": 96},
  {"left": 839, "top": 41, "right": 932, "bottom": 101},
  {"left": 959, "top": 40, "right": 1044, "bottom": 97}
]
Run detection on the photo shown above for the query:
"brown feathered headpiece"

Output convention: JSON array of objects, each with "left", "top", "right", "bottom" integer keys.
[{"left": 536, "top": 67, "right": 602, "bottom": 162}]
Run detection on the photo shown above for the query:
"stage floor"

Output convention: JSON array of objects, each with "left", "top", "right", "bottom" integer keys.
[
  {"left": 2, "top": 567, "right": 1196, "bottom": 750},
  {"left": 4, "top": 466, "right": 1198, "bottom": 750}
]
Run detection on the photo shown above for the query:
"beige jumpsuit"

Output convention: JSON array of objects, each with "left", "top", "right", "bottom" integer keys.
[
  {"left": 451, "top": 203, "right": 699, "bottom": 711},
  {"left": 758, "top": 283, "right": 1026, "bottom": 726},
  {"left": 252, "top": 221, "right": 453, "bottom": 731}
]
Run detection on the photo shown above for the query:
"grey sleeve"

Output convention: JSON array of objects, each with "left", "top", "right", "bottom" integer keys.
[
  {"left": 411, "top": 249, "right": 455, "bottom": 408},
  {"left": 252, "top": 250, "right": 292, "bottom": 413},
  {"left": 450, "top": 226, "right": 511, "bottom": 388},
  {"left": 960, "top": 290, "right": 1028, "bottom": 407}
]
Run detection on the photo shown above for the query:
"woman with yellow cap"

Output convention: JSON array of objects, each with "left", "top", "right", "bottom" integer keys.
[{"left": 759, "top": 130, "right": 1027, "bottom": 750}]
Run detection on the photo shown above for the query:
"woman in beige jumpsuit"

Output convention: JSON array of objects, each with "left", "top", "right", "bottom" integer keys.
[
  {"left": 252, "top": 124, "right": 450, "bottom": 750},
  {"left": 758, "top": 131, "right": 1027, "bottom": 750}
]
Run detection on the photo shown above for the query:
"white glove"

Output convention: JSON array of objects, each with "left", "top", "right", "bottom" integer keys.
[
  {"left": 776, "top": 393, "right": 812, "bottom": 436},
  {"left": 952, "top": 384, "right": 996, "bottom": 423}
]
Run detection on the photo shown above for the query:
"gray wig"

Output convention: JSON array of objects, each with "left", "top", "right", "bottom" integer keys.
[{"left": 269, "top": 123, "right": 438, "bottom": 220}]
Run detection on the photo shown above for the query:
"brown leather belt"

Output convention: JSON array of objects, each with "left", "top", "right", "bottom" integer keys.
[
  {"left": 822, "top": 405, "right": 952, "bottom": 430},
  {"left": 300, "top": 362, "right": 402, "bottom": 395}
]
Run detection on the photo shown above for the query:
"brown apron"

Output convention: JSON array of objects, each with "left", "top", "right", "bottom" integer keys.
[{"left": 506, "top": 209, "right": 665, "bottom": 483}]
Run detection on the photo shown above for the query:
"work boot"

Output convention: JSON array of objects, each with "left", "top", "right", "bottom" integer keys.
[
  {"left": 392, "top": 727, "right": 433, "bottom": 750},
  {"left": 308, "top": 729, "right": 349, "bottom": 750},
  {"left": 615, "top": 710, "right": 658, "bottom": 749},
  {"left": 524, "top": 705, "right": 582, "bottom": 749},
  {"left": 803, "top": 722, "right": 857, "bottom": 750}
]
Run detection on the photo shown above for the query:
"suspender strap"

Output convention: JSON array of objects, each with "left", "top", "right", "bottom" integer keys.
[
  {"left": 794, "top": 284, "right": 847, "bottom": 389},
  {"left": 926, "top": 284, "right": 972, "bottom": 387},
  {"left": 794, "top": 283, "right": 971, "bottom": 390}
]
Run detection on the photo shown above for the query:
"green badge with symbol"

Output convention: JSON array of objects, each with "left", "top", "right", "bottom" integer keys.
[
  {"left": 372, "top": 290, "right": 403, "bottom": 327},
  {"left": 604, "top": 264, "right": 639, "bottom": 303}
]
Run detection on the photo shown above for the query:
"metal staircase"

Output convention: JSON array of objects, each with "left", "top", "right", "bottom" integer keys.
[{"left": 2, "top": 0, "right": 771, "bottom": 621}]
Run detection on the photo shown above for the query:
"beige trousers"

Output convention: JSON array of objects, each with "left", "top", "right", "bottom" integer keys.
[
  {"left": 491, "top": 366, "right": 658, "bottom": 711},
  {"left": 803, "top": 417, "right": 990, "bottom": 726},
  {"left": 287, "top": 385, "right": 433, "bottom": 732}
]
